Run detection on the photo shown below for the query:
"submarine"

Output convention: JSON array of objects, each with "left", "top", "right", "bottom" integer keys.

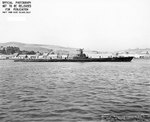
[{"left": 14, "top": 49, "right": 134, "bottom": 62}]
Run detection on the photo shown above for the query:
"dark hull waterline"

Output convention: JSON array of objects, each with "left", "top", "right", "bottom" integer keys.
[{"left": 14, "top": 57, "right": 134, "bottom": 62}]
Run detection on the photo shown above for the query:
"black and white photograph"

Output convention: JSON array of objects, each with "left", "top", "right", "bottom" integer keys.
[{"left": 0, "top": 0, "right": 150, "bottom": 121}]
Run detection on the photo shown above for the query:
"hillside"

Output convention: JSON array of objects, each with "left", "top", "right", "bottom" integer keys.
[
  {"left": 119, "top": 48, "right": 150, "bottom": 54},
  {"left": 0, "top": 42, "right": 78, "bottom": 54}
]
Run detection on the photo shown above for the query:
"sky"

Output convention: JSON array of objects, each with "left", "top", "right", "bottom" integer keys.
[{"left": 0, "top": 0, "right": 150, "bottom": 51}]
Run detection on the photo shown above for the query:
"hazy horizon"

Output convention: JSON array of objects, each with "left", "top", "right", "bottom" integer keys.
[{"left": 0, "top": 0, "right": 150, "bottom": 51}]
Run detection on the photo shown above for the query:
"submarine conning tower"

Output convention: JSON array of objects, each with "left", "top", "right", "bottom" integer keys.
[{"left": 73, "top": 49, "right": 89, "bottom": 59}]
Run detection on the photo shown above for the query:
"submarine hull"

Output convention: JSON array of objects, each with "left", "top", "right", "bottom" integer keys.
[{"left": 14, "top": 57, "right": 134, "bottom": 62}]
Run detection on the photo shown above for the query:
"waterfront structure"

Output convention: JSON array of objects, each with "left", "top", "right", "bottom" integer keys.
[{"left": 1, "top": 49, "right": 149, "bottom": 60}]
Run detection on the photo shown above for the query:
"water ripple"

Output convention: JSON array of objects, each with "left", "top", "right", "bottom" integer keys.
[{"left": 0, "top": 60, "right": 150, "bottom": 122}]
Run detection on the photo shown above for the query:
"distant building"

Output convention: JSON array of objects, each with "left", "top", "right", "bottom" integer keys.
[
  {"left": 18, "top": 55, "right": 27, "bottom": 59},
  {"left": 61, "top": 55, "right": 68, "bottom": 59},
  {"left": 0, "top": 55, "right": 8, "bottom": 59},
  {"left": 0, "top": 54, "right": 13, "bottom": 59},
  {"left": 47, "top": 54, "right": 58, "bottom": 59},
  {"left": 27, "top": 55, "right": 37, "bottom": 59}
]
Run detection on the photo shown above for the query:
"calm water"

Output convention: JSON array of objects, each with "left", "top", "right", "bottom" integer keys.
[{"left": 0, "top": 59, "right": 150, "bottom": 122}]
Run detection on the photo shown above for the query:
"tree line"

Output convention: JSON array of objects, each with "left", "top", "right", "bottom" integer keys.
[{"left": 0, "top": 46, "right": 36, "bottom": 55}]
